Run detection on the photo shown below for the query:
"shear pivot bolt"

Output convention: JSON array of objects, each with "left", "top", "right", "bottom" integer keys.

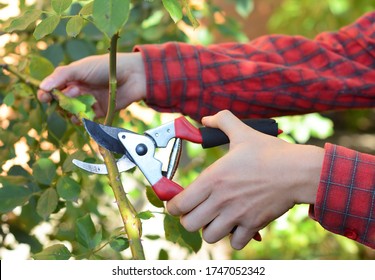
[{"left": 136, "top": 143, "right": 148, "bottom": 156}]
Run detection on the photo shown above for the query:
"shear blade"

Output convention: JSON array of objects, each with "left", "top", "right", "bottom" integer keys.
[
  {"left": 73, "top": 156, "right": 136, "bottom": 174},
  {"left": 83, "top": 119, "right": 133, "bottom": 154}
]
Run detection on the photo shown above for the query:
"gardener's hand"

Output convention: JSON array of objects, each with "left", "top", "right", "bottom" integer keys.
[
  {"left": 38, "top": 53, "right": 146, "bottom": 117},
  {"left": 167, "top": 110, "right": 324, "bottom": 250}
]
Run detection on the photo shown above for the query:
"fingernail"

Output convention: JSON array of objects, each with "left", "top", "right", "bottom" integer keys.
[{"left": 65, "top": 86, "right": 80, "bottom": 97}]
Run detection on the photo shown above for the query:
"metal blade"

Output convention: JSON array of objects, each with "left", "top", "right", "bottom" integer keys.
[
  {"left": 83, "top": 119, "right": 133, "bottom": 154},
  {"left": 72, "top": 156, "right": 136, "bottom": 174}
]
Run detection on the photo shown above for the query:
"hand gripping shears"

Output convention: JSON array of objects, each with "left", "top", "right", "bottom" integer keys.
[{"left": 73, "top": 116, "right": 280, "bottom": 201}]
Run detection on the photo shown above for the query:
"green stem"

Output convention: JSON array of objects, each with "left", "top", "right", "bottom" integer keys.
[
  {"left": 104, "top": 33, "right": 119, "bottom": 126},
  {"left": 1, "top": 64, "right": 41, "bottom": 88},
  {"left": 101, "top": 33, "right": 145, "bottom": 260}
]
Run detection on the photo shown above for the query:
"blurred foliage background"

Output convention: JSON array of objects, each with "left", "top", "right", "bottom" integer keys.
[{"left": 0, "top": 0, "right": 374, "bottom": 260}]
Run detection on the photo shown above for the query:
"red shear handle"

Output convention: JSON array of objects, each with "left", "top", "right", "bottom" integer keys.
[
  {"left": 174, "top": 117, "right": 203, "bottom": 144},
  {"left": 152, "top": 177, "right": 184, "bottom": 201}
]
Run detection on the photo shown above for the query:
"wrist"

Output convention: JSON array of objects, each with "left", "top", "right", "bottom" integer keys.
[{"left": 292, "top": 145, "right": 325, "bottom": 205}]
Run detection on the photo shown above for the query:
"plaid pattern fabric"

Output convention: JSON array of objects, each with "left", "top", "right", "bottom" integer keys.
[
  {"left": 310, "top": 144, "right": 375, "bottom": 249},
  {"left": 134, "top": 11, "right": 375, "bottom": 248},
  {"left": 135, "top": 11, "right": 375, "bottom": 121}
]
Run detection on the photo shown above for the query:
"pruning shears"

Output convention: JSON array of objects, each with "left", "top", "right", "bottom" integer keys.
[{"left": 73, "top": 116, "right": 281, "bottom": 201}]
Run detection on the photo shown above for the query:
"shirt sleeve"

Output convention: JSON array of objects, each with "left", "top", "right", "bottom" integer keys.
[
  {"left": 134, "top": 11, "right": 375, "bottom": 122},
  {"left": 309, "top": 144, "right": 375, "bottom": 249}
]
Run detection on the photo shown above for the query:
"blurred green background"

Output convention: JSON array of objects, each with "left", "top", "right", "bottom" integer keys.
[{"left": 0, "top": 0, "right": 374, "bottom": 260}]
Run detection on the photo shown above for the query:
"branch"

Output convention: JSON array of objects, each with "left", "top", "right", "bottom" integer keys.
[
  {"left": 101, "top": 33, "right": 145, "bottom": 260},
  {"left": 1, "top": 64, "right": 41, "bottom": 88}
]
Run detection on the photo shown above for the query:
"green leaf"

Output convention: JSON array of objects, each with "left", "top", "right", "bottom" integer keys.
[
  {"left": 32, "top": 158, "right": 57, "bottom": 185},
  {"left": 164, "top": 214, "right": 202, "bottom": 253},
  {"left": 66, "top": 15, "right": 84, "bottom": 37},
  {"left": 62, "top": 150, "right": 88, "bottom": 172},
  {"left": 92, "top": 0, "right": 130, "bottom": 37},
  {"left": 235, "top": 0, "right": 254, "bottom": 18},
  {"left": 56, "top": 177, "right": 81, "bottom": 202},
  {"left": 158, "top": 248, "right": 169, "bottom": 260},
  {"left": 137, "top": 210, "right": 154, "bottom": 220},
  {"left": 182, "top": 0, "right": 199, "bottom": 28},
  {"left": 52, "top": 0, "right": 73, "bottom": 14},
  {"left": 32, "top": 161, "right": 53, "bottom": 186},
  {"left": 36, "top": 188, "right": 58, "bottom": 219},
  {"left": 33, "top": 14, "right": 61, "bottom": 40},
  {"left": 162, "top": 0, "right": 183, "bottom": 23},
  {"left": 110, "top": 237, "right": 129, "bottom": 252},
  {"left": 5, "top": 9, "right": 42, "bottom": 32},
  {"left": 29, "top": 55, "right": 54, "bottom": 81},
  {"left": 146, "top": 186, "right": 164, "bottom": 208},
  {"left": 51, "top": 91, "right": 81, "bottom": 112},
  {"left": 3, "top": 92, "right": 15, "bottom": 107},
  {"left": 80, "top": 1, "right": 94, "bottom": 16},
  {"left": 76, "top": 214, "right": 101, "bottom": 249},
  {"left": 33, "top": 244, "right": 71, "bottom": 260},
  {"left": 0, "top": 183, "right": 32, "bottom": 213}
]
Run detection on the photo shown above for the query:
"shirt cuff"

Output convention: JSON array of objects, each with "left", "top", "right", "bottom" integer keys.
[{"left": 309, "top": 143, "right": 375, "bottom": 249}]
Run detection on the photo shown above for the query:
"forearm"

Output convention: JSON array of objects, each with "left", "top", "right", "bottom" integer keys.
[{"left": 134, "top": 11, "right": 375, "bottom": 121}]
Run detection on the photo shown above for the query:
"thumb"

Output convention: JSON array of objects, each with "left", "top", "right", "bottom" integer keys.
[
  {"left": 39, "top": 65, "right": 79, "bottom": 92},
  {"left": 202, "top": 110, "right": 255, "bottom": 141}
]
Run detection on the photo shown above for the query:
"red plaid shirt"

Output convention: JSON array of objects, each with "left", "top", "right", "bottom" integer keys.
[{"left": 134, "top": 11, "right": 375, "bottom": 249}]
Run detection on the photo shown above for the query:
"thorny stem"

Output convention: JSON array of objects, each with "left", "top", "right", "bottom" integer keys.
[{"left": 101, "top": 33, "right": 145, "bottom": 260}]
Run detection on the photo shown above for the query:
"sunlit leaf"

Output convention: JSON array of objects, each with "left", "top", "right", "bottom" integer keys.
[
  {"left": 29, "top": 55, "right": 54, "bottom": 81},
  {"left": 56, "top": 177, "right": 81, "bottom": 202},
  {"left": 137, "top": 210, "right": 154, "bottom": 220},
  {"left": 36, "top": 188, "right": 58, "bottom": 219},
  {"left": 66, "top": 15, "right": 84, "bottom": 37},
  {"left": 5, "top": 9, "right": 42, "bottom": 32},
  {"left": 52, "top": 90, "right": 95, "bottom": 119},
  {"left": 162, "top": 0, "right": 183, "bottom": 23},
  {"left": 80, "top": 1, "right": 94, "bottom": 16},
  {"left": 92, "top": 0, "right": 130, "bottom": 37},
  {"left": 33, "top": 244, "right": 71, "bottom": 260},
  {"left": 52, "top": 0, "right": 73, "bottom": 14},
  {"left": 33, "top": 14, "right": 60, "bottom": 40},
  {"left": 146, "top": 186, "right": 164, "bottom": 208},
  {"left": 32, "top": 158, "right": 57, "bottom": 185}
]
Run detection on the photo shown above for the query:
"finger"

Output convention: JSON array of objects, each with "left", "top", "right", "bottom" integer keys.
[
  {"left": 230, "top": 225, "right": 260, "bottom": 250},
  {"left": 39, "top": 65, "right": 81, "bottom": 92},
  {"left": 61, "top": 85, "right": 81, "bottom": 98},
  {"left": 201, "top": 213, "right": 236, "bottom": 244},
  {"left": 178, "top": 194, "right": 220, "bottom": 232},
  {"left": 202, "top": 110, "right": 253, "bottom": 141},
  {"left": 37, "top": 89, "right": 52, "bottom": 103},
  {"left": 166, "top": 176, "right": 211, "bottom": 217}
]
